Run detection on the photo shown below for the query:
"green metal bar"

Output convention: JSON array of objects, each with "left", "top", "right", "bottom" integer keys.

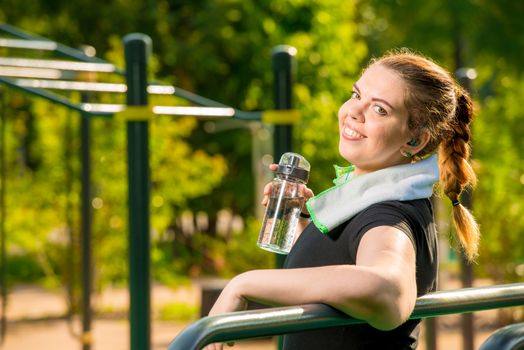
[
  {"left": 0, "top": 78, "right": 177, "bottom": 96},
  {"left": 124, "top": 33, "right": 152, "bottom": 350},
  {"left": 168, "top": 85, "right": 229, "bottom": 107},
  {"left": 0, "top": 57, "right": 116, "bottom": 72},
  {"left": 0, "top": 66, "right": 76, "bottom": 80},
  {"left": 0, "top": 88, "right": 7, "bottom": 346},
  {"left": 271, "top": 45, "right": 296, "bottom": 278},
  {"left": 0, "top": 24, "right": 263, "bottom": 112},
  {"left": 271, "top": 45, "right": 297, "bottom": 350},
  {"left": 0, "top": 76, "right": 96, "bottom": 115},
  {"left": 0, "top": 38, "right": 57, "bottom": 51},
  {"left": 79, "top": 103, "right": 262, "bottom": 120},
  {"left": 80, "top": 96, "right": 93, "bottom": 350},
  {"left": 271, "top": 45, "right": 296, "bottom": 158},
  {"left": 0, "top": 23, "right": 113, "bottom": 65},
  {"left": 167, "top": 283, "right": 524, "bottom": 350},
  {"left": 478, "top": 323, "right": 524, "bottom": 350},
  {"left": 0, "top": 76, "right": 262, "bottom": 120},
  {"left": 9, "top": 79, "right": 128, "bottom": 93}
]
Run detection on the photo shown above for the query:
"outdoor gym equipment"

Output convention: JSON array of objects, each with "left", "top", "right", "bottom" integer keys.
[
  {"left": 0, "top": 23, "right": 298, "bottom": 350},
  {"left": 167, "top": 283, "right": 524, "bottom": 350}
]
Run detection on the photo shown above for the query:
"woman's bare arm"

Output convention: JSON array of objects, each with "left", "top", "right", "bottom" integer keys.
[{"left": 209, "top": 225, "right": 417, "bottom": 331}]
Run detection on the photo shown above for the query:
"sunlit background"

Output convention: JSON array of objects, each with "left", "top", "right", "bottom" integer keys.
[{"left": 0, "top": 1, "right": 523, "bottom": 349}]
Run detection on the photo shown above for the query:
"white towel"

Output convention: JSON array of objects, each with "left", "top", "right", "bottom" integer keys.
[{"left": 305, "top": 155, "right": 439, "bottom": 233}]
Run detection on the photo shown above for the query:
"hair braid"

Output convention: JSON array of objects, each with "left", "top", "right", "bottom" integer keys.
[
  {"left": 438, "top": 87, "right": 479, "bottom": 261},
  {"left": 376, "top": 50, "right": 480, "bottom": 261}
]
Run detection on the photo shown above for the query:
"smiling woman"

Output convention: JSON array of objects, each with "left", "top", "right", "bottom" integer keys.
[
  {"left": 204, "top": 49, "right": 480, "bottom": 350},
  {"left": 338, "top": 64, "right": 415, "bottom": 175}
]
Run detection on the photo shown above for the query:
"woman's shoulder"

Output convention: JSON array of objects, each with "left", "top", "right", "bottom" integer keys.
[
  {"left": 345, "top": 198, "right": 435, "bottom": 252},
  {"left": 357, "top": 198, "right": 433, "bottom": 222}
]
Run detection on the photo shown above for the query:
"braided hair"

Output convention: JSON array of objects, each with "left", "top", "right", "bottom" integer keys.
[{"left": 373, "top": 49, "right": 480, "bottom": 261}]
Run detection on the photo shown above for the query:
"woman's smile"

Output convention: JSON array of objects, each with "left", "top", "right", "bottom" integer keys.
[{"left": 342, "top": 123, "right": 366, "bottom": 140}]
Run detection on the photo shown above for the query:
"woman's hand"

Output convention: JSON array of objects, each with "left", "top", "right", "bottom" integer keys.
[
  {"left": 261, "top": 164, "right": 315, "bottom": 212},
  {"left": 208, "top": 279, "right": 248, "bottom": 316},
  {"left": 203, "top": 278, "right": 248, "bottom": 350}
]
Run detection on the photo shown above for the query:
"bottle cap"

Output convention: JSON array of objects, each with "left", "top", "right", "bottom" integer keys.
[{"left": 277, "top": 152, "right": 310, "bottom": 183}]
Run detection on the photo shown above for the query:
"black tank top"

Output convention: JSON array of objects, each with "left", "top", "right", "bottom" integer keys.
[{"left": 282, "top": 199, "right": 438, "bottom": 350}]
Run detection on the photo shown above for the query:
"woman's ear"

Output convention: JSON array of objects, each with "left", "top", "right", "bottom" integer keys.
[{"left": 402, "top": 130, "right": 431, "bottom": 156}]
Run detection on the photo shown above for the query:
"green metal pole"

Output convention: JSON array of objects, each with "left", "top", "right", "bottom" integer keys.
[
  {"left": 271, "top": 45, "right": 296, "bottom": 269},
  {"left": 124, "top": 33, "right": 152, "bottom": 350},
  {"left": 80, "top": 100, "right": 92, "bottom": 350},
  {"left": 79, "top": 45, "right": 94, "bottom": 350},
  {"left": 271, "top": 45, "right": 296, "bottom": 350},
  {"left": 0, "top": 88, "right": 7, "bottom": 347}
]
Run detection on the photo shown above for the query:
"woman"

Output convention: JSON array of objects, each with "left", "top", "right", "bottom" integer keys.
[{"left": 205, "top": 49, "right": 480, "bottom": 349}]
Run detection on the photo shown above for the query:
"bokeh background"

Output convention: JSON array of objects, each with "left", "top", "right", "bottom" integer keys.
[{"left": 0, "top": 1, "right": 523, "bottom": 349}]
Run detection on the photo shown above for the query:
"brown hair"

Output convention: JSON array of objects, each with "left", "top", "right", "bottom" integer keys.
[{"left": 373, "top": 49, "right": 480, "bottom": 261}]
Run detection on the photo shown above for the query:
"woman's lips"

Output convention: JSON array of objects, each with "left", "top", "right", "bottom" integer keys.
[{"left": 342, "top": 124, "right": 366, "bottom": 140}]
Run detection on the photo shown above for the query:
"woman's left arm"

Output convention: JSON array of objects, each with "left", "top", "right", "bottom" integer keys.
[{"left": 209, "top": 225, "right": 417, "bottom": 331}]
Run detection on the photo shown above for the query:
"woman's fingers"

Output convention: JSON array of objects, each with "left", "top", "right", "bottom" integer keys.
[
  {"left": 262, "top": 164, "right": 315, "bottom": 207},
  {"left": 261, "top": 183, "right": 272, "bottom": 206},
  {"left": 261, "top": 164, "right": 278, "bottom": 206},
  {"left": 299, "top": 185, "right": 314, "bottom": 200},
  {"left": 304, "top": 186, "right": 314, "bottom": 200}
]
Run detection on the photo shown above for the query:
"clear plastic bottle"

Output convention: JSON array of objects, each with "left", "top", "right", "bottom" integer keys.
[{"left": 257, "top": 152, "right": 310, "bottom": 254}]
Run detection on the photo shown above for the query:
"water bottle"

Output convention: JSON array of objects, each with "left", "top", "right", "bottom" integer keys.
[{"left": 257, "top": 152, "right": 310, "bottom": 254}]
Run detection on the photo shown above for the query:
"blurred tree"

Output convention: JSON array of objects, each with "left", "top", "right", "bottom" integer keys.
[{"left": 0, "top": 0, "right": 367, "bottom": 284}]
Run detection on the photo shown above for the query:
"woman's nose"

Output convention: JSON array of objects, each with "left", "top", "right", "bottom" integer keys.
[{"left": 350, "top": 105, "right": 365, "bottom": 122}]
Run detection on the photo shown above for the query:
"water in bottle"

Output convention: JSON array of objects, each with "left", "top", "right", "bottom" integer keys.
[{"left": 257, "top": 153, "right": 310, "bottom": 254}]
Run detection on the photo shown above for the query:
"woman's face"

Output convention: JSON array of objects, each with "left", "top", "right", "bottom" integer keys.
[{"left": 338, "top": 63, "right": 413, "bottom": 175}]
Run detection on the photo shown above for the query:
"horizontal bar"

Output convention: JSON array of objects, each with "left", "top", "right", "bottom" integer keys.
[
  {"left": 81, "top": 103, "right": 123, "bottom": 114},
  {"left": 0, "top": 38, "right": 57, "bottom": 51},
  {"left": 167, "top": 283, "right": 524, "bottom": 350},
  {"left": 6, "top": 78, "right": 175, "bottom": 95},
  {"left": 0, "top": 25, "right": 246, "bottom": 110},
  {"left": 1, "top": 74, "right": 262, "bottom": 118},
  {"left": 154, "top": 106, "right": 235, "bottom": 117},
  {"left": 81, "top": 103, "right": 261, "bottom": 120},
  {"left": 0, "top": 67, "right": 66, "bottom": 80},
  {"left": 169, "top": 85, "right": 230, "bottom": 108},
  {"left": 2, "top": 75, "right": 242, "bottom": 111},
  {"left": 0, "top": 57, "right": 116, "bottom": 72},
  {"left": 0, "top": 76, "right": 260, "bottom": 120},
  {"left": 0, "top": 23, "right": 112, "bottom": 64},
  {"left": 13, "top": 78, "right": 127, "bottom": 92},
  {"left": 0, "top": 76, "right": 89, "bottom": 114}
]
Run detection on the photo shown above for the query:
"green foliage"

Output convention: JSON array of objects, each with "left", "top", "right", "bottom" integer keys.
[
  {"left": 158, "top": 301, "right": 198, "bottom": 322},
  {"left": 473, "top": 75, "right": 524, "bottom": 282},
  {"left": 2, "top": 0, "right": 523, "bottom": 295},
  {"left": 151, "top": 217, "right": 273, "bottom": 281}
]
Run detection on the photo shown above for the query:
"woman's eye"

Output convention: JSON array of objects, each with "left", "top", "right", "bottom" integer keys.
[
  {"left": 350, "top": 91, "right": 360, "bottom": 99},
  {"left": 373, "top": 105, "right": 387, "bottom": 115}
]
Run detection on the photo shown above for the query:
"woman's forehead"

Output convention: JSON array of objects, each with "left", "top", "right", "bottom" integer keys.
[{"left": 357, "top": 64, "right": 407, "bottom": 108}]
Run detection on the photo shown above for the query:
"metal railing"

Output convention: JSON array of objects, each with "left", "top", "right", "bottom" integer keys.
[
  {"left": 479, "top": 322, "right": 524, "bottom": 350},
  {"left": 167, "top": 283, "right": 524, "bottom": 350}
]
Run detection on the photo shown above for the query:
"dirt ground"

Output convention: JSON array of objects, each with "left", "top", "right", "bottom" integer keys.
[{"left": 0, "top": 280, "right": 515, "bottom": 350}]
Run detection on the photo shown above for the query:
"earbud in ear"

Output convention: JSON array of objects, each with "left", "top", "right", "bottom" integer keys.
[{"left": 407, "top": 138, "right": 418, "bottom": 146}]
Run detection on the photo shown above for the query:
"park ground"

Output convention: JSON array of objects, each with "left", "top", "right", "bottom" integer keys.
[{"left": 1, "top": 276, "right": 515, "bottom": 350}]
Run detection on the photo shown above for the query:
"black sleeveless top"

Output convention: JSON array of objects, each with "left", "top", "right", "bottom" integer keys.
[{"left": 282, "top": 199, "right": 438, "bottom": 350}]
